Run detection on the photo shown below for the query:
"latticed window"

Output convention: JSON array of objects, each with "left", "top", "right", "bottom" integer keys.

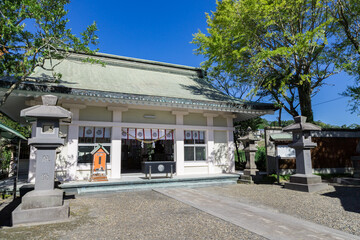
[{"left": 184, "top": 130, "right": 206, "bottom": 161}]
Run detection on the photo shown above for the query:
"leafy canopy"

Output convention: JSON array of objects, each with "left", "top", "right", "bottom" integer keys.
[
  {"left": 0, "top": 0, "right": 100, "bottom": 105},
  {"left": 193, "top": 0, "right": 339, "bottom": 122}
]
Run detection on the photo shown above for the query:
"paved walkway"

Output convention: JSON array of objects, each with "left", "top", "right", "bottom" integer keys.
[{"left": 155, "top": 188, "right": 360, "bottom": 240}]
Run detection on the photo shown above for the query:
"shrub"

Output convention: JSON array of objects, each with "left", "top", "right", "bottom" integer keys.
[{"left": 255, "top": 146, "right": 266, "bottom": 171}]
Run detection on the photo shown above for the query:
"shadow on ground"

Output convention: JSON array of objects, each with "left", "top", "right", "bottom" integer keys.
[
  {"left": 0, "top": 198, "right": 21, "bottom": 227},
  {"left": 322, "top": 185, "right": 360, "bottom": 214}
]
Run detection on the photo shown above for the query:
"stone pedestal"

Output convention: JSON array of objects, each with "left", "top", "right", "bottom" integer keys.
[
  {"left": 284, "top": 174, "right": 328, "bottom": 193},
  {"left": 351, "top": 156, "right": 360, "bottom": 178},
  {"left": 238, "top": 129, "right": 259, "bottom": 184},
  {"left": 12, "top": 95, "right": 72, "bottom": 226},
  {"left": 283, "top": 116, "right": 328, "bottom": 193},
  {"left": 12, "top": 189, "right": 69, "bottom": 225}
]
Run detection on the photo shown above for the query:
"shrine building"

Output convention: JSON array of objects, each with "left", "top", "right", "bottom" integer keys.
[{"left": 0, "top": 51, "right": 276, "bottom": 182}]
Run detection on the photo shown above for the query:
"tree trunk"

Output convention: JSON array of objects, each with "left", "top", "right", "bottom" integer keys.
[
  {"left": 297, "top": 81, "right": 314, "bottom": 122},
  {"left": 0, "top": 79, "right": 22, "bottom": 107},
  {"left": 278, "top": 107, "right": 282, "bottom": 126},
  {"left": 233, "top": 132, "right": 241, "bottom": 170}
]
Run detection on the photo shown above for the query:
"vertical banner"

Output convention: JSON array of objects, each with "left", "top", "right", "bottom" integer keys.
[
  {"left": 159, "top": 129, "right": 165, "bottom": 139},
  {"left": 104, "top": 127, "right": 111, "bottom": 138},
  {"left": 144, "top": 129, "right": 152, "bottom": 140},
  {"left": 128, "top": 128, "right": 135, "bottom": 139},
  {"left": 185, "top": 130, "right": 192, "bottom": 140},
  {"left": 199, "top": 131, "right": 204, "bottom": 140},
  {"left": 85, "top": 127, "right": 94, "bottom": 137},
  {"left": 166, "top": 130, "right": 173, "bottom": 140},
  {"left": 192, "top": 131, "right": 199, "bottom": 140},
  {"left": 152, "top": 129, "right": 159, "bottom": 140},
  {"left": 79, "top": 127, "right": 85, "bottom": 138},
  {"left": 95, "top": 127, "right": 104, "bottom": 138},
  {"left": 121, "top": 128, "right": 127, "bottom": 139},
  {"left": 137, "top": 128, "right": 144, "bottom": 140}
]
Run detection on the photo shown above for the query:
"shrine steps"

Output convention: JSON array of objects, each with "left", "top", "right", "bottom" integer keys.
[
  {"left": 59, "top": 173, "right": 240, "bottom": 195},
  {"left": 90, "top": 175, "right": 108, "bottom": 182}
]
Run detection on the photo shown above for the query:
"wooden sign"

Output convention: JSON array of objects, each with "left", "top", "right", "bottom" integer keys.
[{"left": 90, "top": 144, "right": 109, "bottom": 182}]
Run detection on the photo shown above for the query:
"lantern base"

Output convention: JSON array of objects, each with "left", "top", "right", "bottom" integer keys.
[
  {"left": 12, "top": 189, "right": 69, "bottom": 226},
  {"left": 285, "top": 174, "right": 329, "bottom": 193}
]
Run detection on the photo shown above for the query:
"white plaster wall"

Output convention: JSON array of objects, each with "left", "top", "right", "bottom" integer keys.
[
  {"left": 79, "top": 106, "right": 113, "bottom": 122},
  {"left": 213, "top": 130, "right": 229, "bottom": 173},
  {"left": 184, "top": 165, "right": 208, "bottom": 174},
  {"left": 184, "top": 113, "right": 207, "bottom": 126},
  {"left": 55, "top": 125, "right": 70, "bottom": 181},
  {"left": 213, "top": 116, "right": 227, "bottom": 127},
  {"left": 122, "top": 109, "right": 175, "bottom": 124}
]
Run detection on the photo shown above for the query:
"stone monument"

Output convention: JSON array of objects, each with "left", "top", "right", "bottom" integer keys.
[
  {"left": 238, "top": 128, "right": 259, "bottom": 184},
  {"left": 283, "top": 116, "right": 328, "bottom": 192},
  {"left": 12, "top": 95, "right": 72, "bottom": 226}
]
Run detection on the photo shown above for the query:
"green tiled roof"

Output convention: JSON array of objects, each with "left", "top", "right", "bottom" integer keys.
[
  {"left": 0, "top": 122, "right": 26, "bottom": 140},
  {"left": 0, "top": 52, "right": 276, "bottom": 120},
  {"left": 270, "top": 133, "right": 292, "bottom": 141},
  {"left": 26, "top": 52, "right": 272, "bottom": 107}
]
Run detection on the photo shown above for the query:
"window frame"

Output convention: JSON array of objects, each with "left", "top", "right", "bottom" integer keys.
[
  {"left": 77, "top": 126, "right": 112, "bottom": 165},
  {"left": 184, "top": 130, "right": 207, "bottom": 162}
]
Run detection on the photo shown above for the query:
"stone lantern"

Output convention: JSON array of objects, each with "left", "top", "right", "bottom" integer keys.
[
  {"left": 12, "top": 95, "right": 72, "bottom": 226},
  {"left": 283, "top": 116, "right": 328, "bottom": 192},
  {"left": 238, "top": 127, "right": 260, "bottom": 183}
]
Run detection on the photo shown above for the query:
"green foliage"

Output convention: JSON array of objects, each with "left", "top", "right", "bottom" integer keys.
[
  {"left": 330, "top": 0, "right": 360, "bottom": 114},
  {"left": 0, "top": 147, "right": 11, "bottom": 172},
  {"left": 193, "top": 0, "right": 341, "bottom": 121},
  {"left": 235, "top": 117, "right": 264, "bottom": 136},
  {"left": 0, "top": 113, "right": 30, "bottom": 137},
  {"left": 268, "top": 174, "right": 291, "bottom": 182},
  {"left": 0, "top": 0, "right": 101, "bottom": 105},
  {"left": 255, "top": 146, "right": 266, "bottom": 171}
]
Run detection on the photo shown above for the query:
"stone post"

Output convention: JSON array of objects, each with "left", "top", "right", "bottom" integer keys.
[
  {"left": 238, "top": 128, "right": 259, "bottom": 183},
  {"left": 283, "top": 116, "right": 328, "bottom": 192},
  {"left": 12, "top": 95, "right": 72, "bottom": 226}
]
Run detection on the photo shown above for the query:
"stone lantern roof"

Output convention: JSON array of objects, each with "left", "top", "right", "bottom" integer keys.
[
  {"left": 20, "top": 95, "right": 72, "bottom": 120},
  {"left": 283, "top": 116, "right": 321, "bottom": 132},
  {"left": 238, "top": 127, "right": 260, "bottom": 142}
]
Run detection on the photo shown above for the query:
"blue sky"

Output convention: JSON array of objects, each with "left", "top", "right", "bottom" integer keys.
[{"left": 66, "top": 0, "right": 359, "bottom": 126}]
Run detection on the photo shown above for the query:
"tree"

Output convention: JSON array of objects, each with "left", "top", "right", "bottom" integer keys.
[
  {"left": 193, "top": 0, "right": 339, "bottom": 122},
  {"left": 0, "top": 0, "right": 100, "bottom": 106},
  {"left": 331, "top": 0, "right": 360, "bottom": 113}
]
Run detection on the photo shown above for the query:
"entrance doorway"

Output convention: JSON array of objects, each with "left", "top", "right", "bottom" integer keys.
[{"left": 121, "top": 139, "right": 174, "bottom": 173}]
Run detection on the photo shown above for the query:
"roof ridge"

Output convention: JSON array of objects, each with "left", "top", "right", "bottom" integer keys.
[{"left": 67, "top": 50, "right": 206, "bottom": 77}]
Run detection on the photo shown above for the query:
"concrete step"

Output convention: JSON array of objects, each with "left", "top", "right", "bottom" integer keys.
[
  {"left": 91, "top": 176, "right": 108, "bottom": 182},
  {"left": 59, "top": 174, "right": 240, "bottom": 195}
]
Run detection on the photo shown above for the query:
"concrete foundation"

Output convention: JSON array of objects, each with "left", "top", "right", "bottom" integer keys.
[
  {"left": 21, "top": 189, "right": 64, "bottom": 209},
  {"left": 238, "top": 174, "right": 254, "bottom": 184},
  {"left": 12, "top": 201, "right": 69, "bottom": 226},
  {"left": 284, "top": 174, "right": 328, "bottom": 193},
  {"left": 12, "top": 189, "right": 69, "bottom": 226}
]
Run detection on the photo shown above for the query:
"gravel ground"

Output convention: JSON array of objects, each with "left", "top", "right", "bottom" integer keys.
[
  {"left": 0, "top": 190, "right": 265, "bottom": 240},
  {"left": 200, "top": 183, "right": 360, "bottom": 236}
]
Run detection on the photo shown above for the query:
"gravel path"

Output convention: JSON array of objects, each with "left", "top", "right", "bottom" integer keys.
[
  {"left": 0, "top": 190, "right": 265, "bottom": 240},
  {"left": 200, "top": 183, "right": 360, "bottom": 236}
]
